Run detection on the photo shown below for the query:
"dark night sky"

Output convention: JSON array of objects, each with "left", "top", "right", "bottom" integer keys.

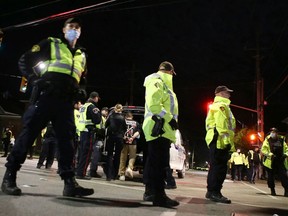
[{"left": 0, "top": 0, "right": 288, "bottom": 162}]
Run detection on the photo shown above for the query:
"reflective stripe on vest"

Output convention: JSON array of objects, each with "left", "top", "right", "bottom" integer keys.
[
  {"left": 144, "top": 73, "right": 178, "bottom": 120},
  {"left": 79, "top": 103, "right": 94, "bottom": 130},
  {"left": 38, "top": 37, "right": 85, "bottom": 83}
]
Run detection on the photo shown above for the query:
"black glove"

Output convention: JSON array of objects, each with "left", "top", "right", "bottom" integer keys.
[
  {"left": 169, "top": 119, "right": 178, "bottom": 130},
  {"left": 151, "top": 115, "right": 164, "bottom": 137}
]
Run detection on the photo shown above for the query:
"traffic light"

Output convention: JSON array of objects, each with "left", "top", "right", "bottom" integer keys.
[
  {"left": 249, "top": 134, "right": 256, "bottom": 141},
  {"left": 248, "top": 133, "right": 257, "bottom": 145}
]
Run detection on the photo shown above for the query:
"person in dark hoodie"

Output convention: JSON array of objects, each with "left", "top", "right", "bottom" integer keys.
[{"left": 105, "top": 104, "right": 127, "bottom": 181}]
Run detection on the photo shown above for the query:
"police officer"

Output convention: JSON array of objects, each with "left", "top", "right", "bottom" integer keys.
[
  {"left": 261, "top": 127, "right": 288, "bottom": 196},
  {"left": 89, "top": 108, "right": 107, "bottom": 178},
  {"left": 230, "top": 148, "right": 245, "bottom": 181},
  {"left": 73, "top": 101, "right": 83, "bottom": 168},
  {"left": 37, "top": 121, "right": 57, "bottom": 169},
  {"left": 76, "top": 92, "right": 101, "bottom": 179},
  {"left": 1, "top": 17, "right": 94, "bottom": 197},
  {"left": 142, "top": 61, "right": 179, "bottom": 207},
  {"left": 205, "top": 85, "right": 236, "bottom": 204}
]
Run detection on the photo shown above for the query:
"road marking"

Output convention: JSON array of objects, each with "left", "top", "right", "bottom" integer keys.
[
  {"left": 241, "top": 181, "right": 279, "bottom": 200},
  {"left": 160, "top": 211, "right": 177, "bottom": 216}
]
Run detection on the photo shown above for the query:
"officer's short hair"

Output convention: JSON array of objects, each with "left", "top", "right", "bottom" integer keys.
[
  {"left": 159, "top": 61, "right": 175, "bottom": 73},
  {"left": 215, "top": 86, "right": 233, "bottom": 94},
  {"left": 89, "top": 91, "right": 100, "bottom": 99},
  {"left": 64, "top": 17, "right": 82, "bottom": 27}
]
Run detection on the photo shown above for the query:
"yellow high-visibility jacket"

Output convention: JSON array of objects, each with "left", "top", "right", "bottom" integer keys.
[
  {"left": 35, "top": 37, "right": 86, "bottom": 83},
  {"left": 74, "top": 109, "right": 81, "bottom": 137},
  {"left": 142, "top": 72, "right": 179, "bottom": 143},
  {"left": 205, "top": 96, "right": 236, "bottom": 151},
  {"left": 261, "top": 135, "right": 288, "bottom": 169},
  {"left": 230, "top": 152, "right": 245, "bottom": 165}
]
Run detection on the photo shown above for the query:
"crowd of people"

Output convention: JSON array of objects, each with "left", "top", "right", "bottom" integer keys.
[{"left": 0, "top": 17, "right": 287, "bottom": 209}]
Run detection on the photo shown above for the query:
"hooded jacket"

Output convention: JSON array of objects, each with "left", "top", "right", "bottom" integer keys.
[
  {"left": 142, "top": 71, "right": 179, "bottom": 143},
  {"left": 205, "top": 96, "right": 236, "bottom": 151}
]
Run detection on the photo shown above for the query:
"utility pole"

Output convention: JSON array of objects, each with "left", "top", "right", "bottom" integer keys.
[{"left": 255, "top": 30, "right": 265, "bottom": 146}]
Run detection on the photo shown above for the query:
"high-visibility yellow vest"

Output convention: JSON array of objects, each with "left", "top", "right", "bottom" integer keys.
[
  {"left": 205, "top": 96, "right": 236, "bottom": 151},
  {"left": 261, "top": 135, "right": 288, "bottom": 169},
  {"left": 74, "top": 109, "right": 81, "bottom": 136},
  {"left": 78, "top": 102, "right": 94, "bottom": 132},
  {"left": 142, "top": 72, "right": 179, "bottom": 143},
  {"left": 230, "top": 152, "right": 245, "bottom": 165},
  {"left": 34, "top": 37, "right": 86, "bottom": 83}
]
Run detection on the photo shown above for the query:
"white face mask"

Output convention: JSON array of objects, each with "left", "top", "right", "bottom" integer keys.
[{"left": 65, "top": 29, "right": 80, "bottom": 43}]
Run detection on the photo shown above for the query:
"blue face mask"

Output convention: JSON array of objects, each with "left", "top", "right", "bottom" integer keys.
[{"left": 65, "top": 29, "right": 80, "bottom": 43}]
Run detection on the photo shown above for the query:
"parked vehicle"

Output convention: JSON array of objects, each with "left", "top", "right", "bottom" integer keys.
[{"left": 119, "top": 106, "right": 187, "bottom": 178}]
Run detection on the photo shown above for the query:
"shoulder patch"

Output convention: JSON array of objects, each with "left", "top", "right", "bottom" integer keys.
[
  {"left": 154, "top": 83, "right": 160, "bottom": 88},
  {"left": 92, "top": 107, "right": 99, "bottom": 114},
  {"left": 31, "top": 45, "right": 40, "bottom": 52}
]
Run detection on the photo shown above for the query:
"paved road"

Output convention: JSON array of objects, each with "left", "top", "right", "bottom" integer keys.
[{"left": 0, "top": 157, "right": 287, "bottom": 216}]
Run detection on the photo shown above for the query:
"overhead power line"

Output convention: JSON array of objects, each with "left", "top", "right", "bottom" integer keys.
[
  {"left": 1, "top": 0, "right": 128, "bottom": 31},
  {"left": 265, "top": 73, "right": 288, "bottom": 100},
  {"left": 1, "top": 0, "right": 188, "bottom": 32},
  {"left": 0, "top": 0, "right": 63, "bottom": 17}
]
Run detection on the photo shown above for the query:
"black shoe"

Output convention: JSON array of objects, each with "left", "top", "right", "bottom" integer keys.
[
  {"left": 153, "top": 194, "right": 179, "bottom": 207},
  {"left": 271, "top": 188, "right": 276, "bottom": 196},
  {"left": 210, "top": 192, "right": 231, "bottom": 204},
  {"left": 1, "top": 170, "right": 22, "bottom": 196},
  {"left": 143, "top": 192, "right": 155, "bottom": 202},
  {"left": 165, "top": 184, "right": 177, "bottom": 189},
  {"left": 89, "top": 172, "right": 102, "bottom": 178},
  {"left": 63, "top": 177, "right": 94, "bottom": 197},
  {"left": 75, "top": 175, "right": 91, "bottom": 180},
  {"left": 205, "top": 191, "right": 212, "bottom": 199},
  {"left": 36, "top": 164, "right": 43, "bottom": 169}
]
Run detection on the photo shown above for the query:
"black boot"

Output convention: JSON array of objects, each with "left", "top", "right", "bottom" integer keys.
[
  {"left": 153, "top": 192, "right": 179, "bottom": 208},
  {"left": 63, "top": 177, "right": 94, "bottom": 197},
  {"left": 271, "top": 188, "right": 276, "bottom": 196},
  {"left": 210, "top": 192, "right": 231, "bottom": 204},
  {"left": 143, "top": 185, "right": 155, "bottom": 202},
  {"left": 284, "top": 188, "right": 288, "bottom": 197},
  {"left": 1, "top": 169, "right": 22, "bottom": 195}
]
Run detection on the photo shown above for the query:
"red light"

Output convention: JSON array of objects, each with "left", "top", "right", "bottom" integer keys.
[
  {"left": 250, "top": 134, "right": 256, "bottom": 141},
  {"left": 208, "top": 102, "right": 213, "bottom": 109},
  {"left": 206, "top": 101, "right": 213, "bottom": 112}
]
